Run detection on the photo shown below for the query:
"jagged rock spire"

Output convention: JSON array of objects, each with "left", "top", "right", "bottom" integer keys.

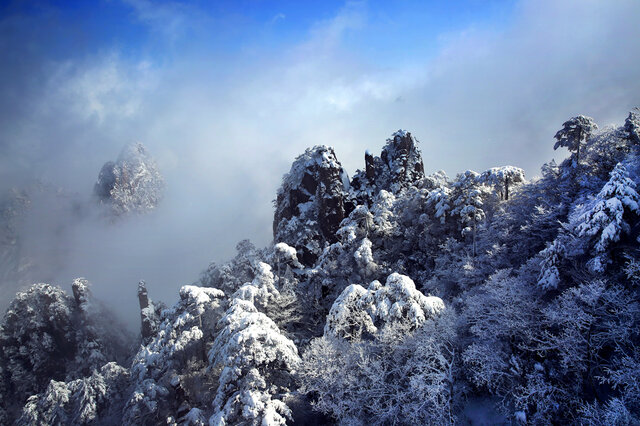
[
  {"left": 71, "top": 278, "right": 92, "bottom": 310},
  {"left": 137, "top": 280, "right": 156, "bottom": 341},
  {"left": 273, "top": 145, "right": 351, "bottom": 265},
  {"left": 378, "top": 130, "right": 425, "bottom": 191},
  {"left": 350, "top": 130, "right": 426, "bottom": 206}
]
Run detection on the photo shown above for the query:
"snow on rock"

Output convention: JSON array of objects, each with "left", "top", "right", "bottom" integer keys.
[
  {"left": 624, "top": 107, "right": 640, "bottom": 145},
  {"left": 325, "top": 272, "right": 445, "bottom": 340},
  {"left": 350, "top": 130, "right": 425, "bottom": 200},
  {"left": 94, "top": 142, "right": 164, "bottom": 217},
  {"left": 378, "top": 130, "right": 425, "bottom": 192},
  {"left": 71, "top": 277, "right": 94, "bottom": 315},
  {"left": 273, "top": 145, "right": 350, "bottom": 265},
  {"left": 391, "top": 129, "right": 408, "bottom": 138}
]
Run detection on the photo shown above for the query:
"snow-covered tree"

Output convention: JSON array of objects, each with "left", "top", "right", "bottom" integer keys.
[
  {"left": 208, "top": 299, "right": 300, "bottom": 426},
  {"left": 18, "top": 362, "right": 129, "bottom": 425},
  {"left": 537, "top": 238, "right": 566, "bottom": 290},
  {"left": 300, "top": 276, "right": 454, "bottom": 424},
  {"left": 199, "top": 240, "right": 264, "bottom": 295},
  {"left": 480, "top": 166, "right": 526, "bottom": 201},
  {"left": 233, "top": 262, "right": 280, "bottom": 312},
  {"left": 463, "top": 269, "right": 541, "bottom": 395},
  {"left": 5, "top": 111, "right": 640, "bottom": 425},
  {"left": 370, "top": 189, "right": 398, "bottom": 239},
  {"left": 0, "top": 282, "right": 131, "bottom": 422},
  {"left": 554, "top": 115, "right": 598, "bottom": 167},
  {"left": 451, "top": 170, "right": 487, "bottom": 256},
  {"left": 273, "top": 242, "right": 303, "bottom": 273},
  {"left": 573, "top": 163, "right": 640, "bottom": 271},
  {"left": 353, "top": 238, "right": 378, "bottom": 279},
  {"left": 532, "top": 280, "right": 640, "bottom": 423},
  {"left": 324, "top": 273, "right": 445, "bottom": 340},
  {"left": 426, "top": 185, "right": 451, "bottom": 223},
  {"left": 125, "top": 285, "right": 225, "bottom": 424}
]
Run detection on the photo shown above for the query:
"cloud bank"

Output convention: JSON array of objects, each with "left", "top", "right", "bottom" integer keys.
[{"left": 1, "top": 0, "right": 639, "bottom": 326}]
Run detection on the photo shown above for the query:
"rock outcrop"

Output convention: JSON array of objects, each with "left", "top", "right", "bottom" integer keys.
[
  {"left": 273, "top": 132, "right": 426, "bottom": 264},
  {"left": 378, "top": 130, "right": 425, "bottom": 190},
  {"left": 273, "top": 146, "right": 351, "bottom": 265},
  {"left": 94, "top": 142, "right": 164, "bottom": 217},
  {"left": 351, "top": 130, "right": 425, "bottom": 205}
]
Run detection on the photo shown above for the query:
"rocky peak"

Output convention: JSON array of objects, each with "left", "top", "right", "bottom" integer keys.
[
  {"left": 94, "top": 142, "right": 164, "bottom": 217},
  {"left": 378, "top": 130, "right": 425, "bottom": 191},
  {"left": 71, "top": 278, "right": 92, "bottom": 311},
  {"left": 273, "top": 145, "right": 350, "bottom": 265},
  {"left": 350, "top": 130, "right": 425, "bottom": 205}
]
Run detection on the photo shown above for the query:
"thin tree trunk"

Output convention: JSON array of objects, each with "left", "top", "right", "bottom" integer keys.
[
  {"left": 472, "top": 219, "right": 477, "bottom": 257},
  {"left": 576, "top": 128, "right": 582, "bottom": 167}
]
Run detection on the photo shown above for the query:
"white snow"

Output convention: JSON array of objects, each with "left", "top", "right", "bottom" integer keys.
[{"left": 325, "top": 272, "right": 445, "bottom": 340}]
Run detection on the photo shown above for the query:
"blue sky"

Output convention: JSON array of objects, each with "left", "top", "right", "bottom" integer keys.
[
  {"left": 1, "top": 0, "right": 640, "bottom": 314},
  {"left": 0, "top": 1, "right": 516, "bottom": 59}
]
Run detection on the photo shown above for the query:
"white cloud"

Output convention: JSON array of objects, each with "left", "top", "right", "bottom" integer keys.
[
  {"left": 121, "top": 0, "right": 200, "bottom": 42},
  {"left": 46, "top": 54, "right": 158, "bottom": 123},
  {"left": 2, "top": 0, "right": 640, "bottom": 318},
  {"left": 269, "top": 13, "right": 286, "bottom": 25}
]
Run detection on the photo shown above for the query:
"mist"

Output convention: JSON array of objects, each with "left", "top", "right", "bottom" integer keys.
[{"left": 1, "top": 0, "right": 640, "bottom": 329}]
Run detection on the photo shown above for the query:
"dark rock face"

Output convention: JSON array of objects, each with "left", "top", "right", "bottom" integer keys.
[
  {"left": 365, "top": 151, "right": 375, "bottom": 180},
  {"left": 137, "top": 280, "right": 159, "bottom": 342},
  {"left": 273, "top": 146, "right": 350, "bottom": 265},
  {"left": 94, "top": 161, "right": 117, "bottom": 201}
]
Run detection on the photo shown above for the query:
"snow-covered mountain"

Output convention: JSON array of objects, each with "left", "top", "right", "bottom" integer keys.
[{"left": 2, "top": 110, "right": 640, "bottom": 425}]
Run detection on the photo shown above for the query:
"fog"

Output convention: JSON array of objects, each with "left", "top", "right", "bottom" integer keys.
[{"left": 1, "top": 0, "right": 640, "bottom": 329}]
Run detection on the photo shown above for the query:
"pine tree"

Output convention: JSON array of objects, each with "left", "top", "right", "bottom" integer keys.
[
  {"left": 480, "top": 166, "right": 526, "bottom": 201},
  {"left": 573, "top": 163, "right": 640, "bottom": 271},
  {"left": 554, "top": 115, "right": 598, "bottom": 168},
  {"left": 451, "top": 171, "right": 487, "bottom": 257}
]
